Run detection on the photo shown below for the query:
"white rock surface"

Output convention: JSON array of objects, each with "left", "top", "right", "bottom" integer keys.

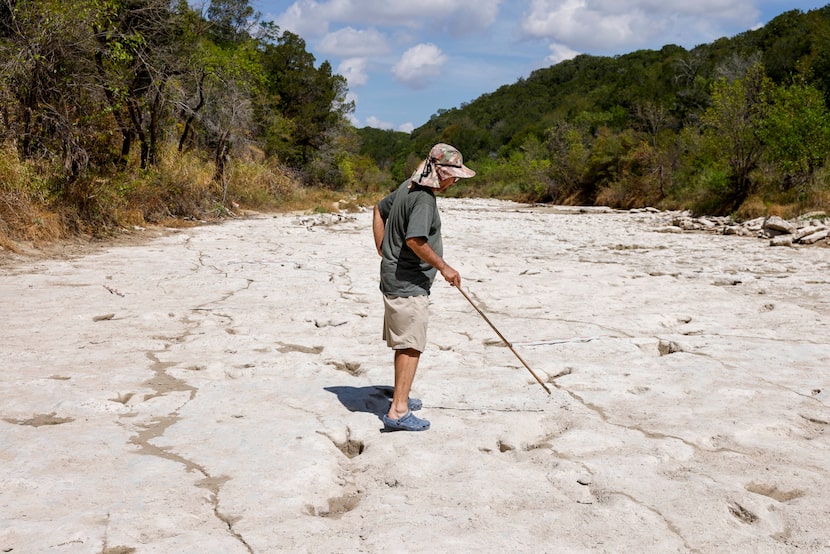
[{"left": 1, "top": 199, "right": 829, "bottom": 553}]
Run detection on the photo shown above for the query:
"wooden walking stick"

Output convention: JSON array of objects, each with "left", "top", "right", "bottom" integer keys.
[{"left": 456, "top": 286, "right": 551, "bottom": 395}]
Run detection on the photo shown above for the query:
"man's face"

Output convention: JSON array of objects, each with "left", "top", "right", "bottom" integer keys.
[{"left": 435, "top": 173, "right": 459, "bottom": 193}]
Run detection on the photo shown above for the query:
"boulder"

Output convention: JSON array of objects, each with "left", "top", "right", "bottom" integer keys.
[
  {"left": 670, "top": 216, "right": 699, "bottom": 230},
  {"left": 723, "top": 226, "right": 752, "bottom": 236},
  {"left": 798, "top": 229, "right": 829, "bottom": 245},
  {"left": 770, "top": 235, "right": 794, "bottom": 247},
  {"left": 794, "top": 226, "right": 821, "bottom": 241},
  {"left": 651, "top": 209, "right": 827, "bottom": 247},
  {"left": 763, "top": 216, "right": 796, "bottom": 234}
]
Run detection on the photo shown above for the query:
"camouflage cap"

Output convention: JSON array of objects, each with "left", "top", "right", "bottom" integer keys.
[{"left": 410, "top": 143, "right": 476, "bottom": 188}]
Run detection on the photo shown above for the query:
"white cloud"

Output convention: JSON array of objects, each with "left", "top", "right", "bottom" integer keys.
[
  {"left": 392, "top": 43, "right": 448, "bottom": 88},
  {"left": 272, "top": 1, "right": 330, "bottom": 39},
  {"left": 520, "top": 0, "right": 761, "bottom": 52},
  {"left": 317, "top": 27, "right": 389, "bottom": 56},
  {"left": 521, "top": 0, "right": 654, "bottom": 50},
  {"left": 273, "top": 0, "right": 503, "bottom": 37},
  {"left": 366, "top": 115, "right": 395, "bottom": 130},
  {"left": 331, "top": 0, "right": 502, "bottom": 31},
  {"left": 338, "top": 57, "right": 369, "bottom": 86},
  {"left": 363, "top": 116, "right": 414, "bottom": 132},
  {"left": 546, "top": 43, "right": 580, "bottom": 65},
  {"left": 339, "top": 90, "right": 360, "bottom": 125}
]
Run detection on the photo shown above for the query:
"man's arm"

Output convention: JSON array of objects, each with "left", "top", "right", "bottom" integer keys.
[
  {"left": 406, "top": 237, "right": 461, "bottom": 288},
  {"left": 373, "top": 205, "right": 386, "bottom": 256}
]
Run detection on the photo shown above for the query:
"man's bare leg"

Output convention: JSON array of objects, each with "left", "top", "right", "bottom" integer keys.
[{"left": 388, "top": 348, "right": 420, "bottom": 419}]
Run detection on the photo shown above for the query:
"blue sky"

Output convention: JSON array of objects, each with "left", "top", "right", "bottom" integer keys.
[{"left": 253, "top": 1, "right": 828, "bottom": 132}]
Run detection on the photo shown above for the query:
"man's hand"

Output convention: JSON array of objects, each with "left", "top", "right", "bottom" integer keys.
[{"left": 440, "top": 264, "right": 460, "bottom": 288}]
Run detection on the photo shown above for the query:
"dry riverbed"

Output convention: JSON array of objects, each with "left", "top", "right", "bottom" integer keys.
[{"left": 1, "top": 199, "right": 829, "bottom": 552}]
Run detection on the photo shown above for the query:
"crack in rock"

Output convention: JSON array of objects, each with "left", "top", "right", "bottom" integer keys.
[
  {"left": 143, "top": 353, "right": 197, "bottom": 402},
  {"left": 128, "top": 352, "right": 252, "bottom": 552},
  {"left": 611, "top": 490, "right": 695, "bottom": 551}
]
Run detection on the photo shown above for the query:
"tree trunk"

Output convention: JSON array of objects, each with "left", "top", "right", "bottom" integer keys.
[
  {"left": 178, "top": 71, "right": 206, "bottom": 153},
  {"left": 214, "top": 130, "right": 231, "bottom": 183},
  {"left": 127, "top": 98, "right": 149, "bottom": 169},
  {"left": 148, "top": 78, "right": 167, "bottom": 167},
  {"left": 94, "top": 48, "right": 133, "bottom": 166}
]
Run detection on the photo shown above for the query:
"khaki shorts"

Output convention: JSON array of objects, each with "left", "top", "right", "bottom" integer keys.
[{"left": 382, "top": 295, "right": 429, "bottom": 352}]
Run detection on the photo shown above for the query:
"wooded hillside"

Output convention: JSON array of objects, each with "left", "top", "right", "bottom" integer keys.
[{"left": 361, "top": 6, "right": 830, "bottom": 217}]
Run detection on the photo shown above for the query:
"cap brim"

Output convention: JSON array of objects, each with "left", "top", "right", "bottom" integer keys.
[{"left": 440, "top": 164, "right": 476, "bottom": 179}]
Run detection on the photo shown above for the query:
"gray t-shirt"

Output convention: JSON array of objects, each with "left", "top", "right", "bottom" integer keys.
[{"left": 377, "top": 180, "right": 443, "bottom": 297}]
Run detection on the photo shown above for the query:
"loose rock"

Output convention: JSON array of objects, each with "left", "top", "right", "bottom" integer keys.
[
  {"left": 763, "top": 215, "right": 796, "bottom": 235},
  {"left": 661, "top": 210, "right": 829, "bottom": 247}
]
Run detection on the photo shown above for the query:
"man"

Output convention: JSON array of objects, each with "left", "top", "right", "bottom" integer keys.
[{"left": 372, "top": 143, "right": 476, "bottom": 432}]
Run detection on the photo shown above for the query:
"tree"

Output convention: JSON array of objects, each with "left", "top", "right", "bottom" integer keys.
[
  {"left": 759, "top": 80, "right": 830, "bottom": 190},
  {"left": 260, "top": 30, "right": 353, "bottom": 168},
  {"left": 0, "top": 0, "right": 99, "bottom": 176},
  {"left": 700, "top": 64, "right": 769, "bottom": 210},
  {"left": 803, "top": 8, "right": 830, "bottom": 103},
  {"left": 207, "top": 0, "right": 257, "bottom": 45},
  {"left": 632, "top": 101, "right": 679, "bottom": 197},
  {"left": 92, "top": 0, "right": 185, "bottom": 168},
  {"left": 545, "top": 121, "right": 591, "bottom": 202}
]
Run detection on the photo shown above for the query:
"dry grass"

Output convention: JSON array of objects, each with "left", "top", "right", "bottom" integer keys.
[
  {"left": 0, "top": 191, "right": 64, "bottom": 246},
  {"left": 268, "top": 187, "right": 379, "bottom": 213},
  {"left": 595, "top": 179, "right": 662, "bottom": 210},
  {"left": 0, "top": 146, "right": 64, "bottom": 249},
  {"left": 152, "top": 149, "right": 217, "bottom": 219},
  {"left": 1, "top": 144, "right": 384, "bottom": 254},
  {"left": 225, "top": 159, "right": 296, "bottom": 211},
  {"left": 225, "top": 159, "right": 384, "bottom": 214},
  {"left": 733, "top": 171, "right": 830, "bottom": 220},
  {"left": 733, "top": 195, "right": 770, "bottom": 220}
]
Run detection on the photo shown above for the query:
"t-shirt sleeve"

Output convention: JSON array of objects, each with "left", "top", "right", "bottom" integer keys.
[{"left": 377, "top": 192, "right": 394, "bottom": 219}]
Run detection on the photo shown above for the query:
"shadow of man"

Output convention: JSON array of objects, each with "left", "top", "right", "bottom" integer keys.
[{"left": 324, "top": 385, "right": 398, "bottom": 419}]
